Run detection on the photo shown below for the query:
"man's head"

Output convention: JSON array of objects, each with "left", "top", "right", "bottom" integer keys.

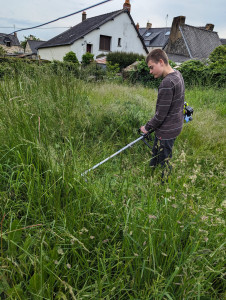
[{"left": 146, "top": 49, "right": 170, "bottom": 78}]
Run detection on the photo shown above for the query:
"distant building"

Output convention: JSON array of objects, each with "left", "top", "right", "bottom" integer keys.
[
  {"left": 0, "top": 32, "right": 23, "bottom": 54},
  {"left": 38, "top": 0, "right": 148, "bottom": 62},
  {"left": 25, "top": 39, "right": 45, "bottom": 59},
  {"left": 139, "top": 23, "right": 171, "bottom": 52},
  {"left": 164, "top": 16, "right": 222, "bottom": 64}
]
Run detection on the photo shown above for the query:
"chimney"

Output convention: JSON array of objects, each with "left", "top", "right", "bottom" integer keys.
[
  {"left": 82, "top": 11, "right": 87, "bottom": 21},
  {"left": 136, "top": 23, "right": 139, "bottom": 30},
  {"left": 147, "top": 22, "right": 152, "bottom": 29},
  {"left": 14, "top": 32, "right": 17, "bottom": 38},
  {"left": 169, "top": 16, "right": 186, "bottom": 43},
  {"left": 205, "top": 23, "right": 214, "bottom": 31},
  {"left": 123, "top": 0, "right": 131, "bottom": 12}
]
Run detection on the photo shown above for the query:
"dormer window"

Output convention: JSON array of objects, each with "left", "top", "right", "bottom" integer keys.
[{"left": 4, "top": 37, "right": 11, "bottom": 47}]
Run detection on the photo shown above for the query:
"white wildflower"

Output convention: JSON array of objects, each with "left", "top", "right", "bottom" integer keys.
[{"left": 57, "top": 248, "right": 64, "bottom": 255}]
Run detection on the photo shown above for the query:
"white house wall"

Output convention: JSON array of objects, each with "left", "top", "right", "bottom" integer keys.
[
  {"left": 38, "top": 12, "right": 147, "bottom": 62},
  {"left": 71, "top": 13, "right": 147, "bottom": 61},
  {"left": 38, "top": 45, "right": 71, "bottom": 61}
]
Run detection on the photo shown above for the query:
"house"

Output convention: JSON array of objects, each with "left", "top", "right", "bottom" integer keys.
[
  {"left": 138, "top": 23, "right": 171, "bottom": 52},
  {"left": 38, "top": 0, "right": 148, "bottom": 62},
  {"left": 164, "top": 16, "right": 222, "bottom": 64},
  {"left": 25, "top": 39, "right": 45, "bottom": 59},
  {"left": 0, "top": 32, "right": 23, "bottom": 54}
]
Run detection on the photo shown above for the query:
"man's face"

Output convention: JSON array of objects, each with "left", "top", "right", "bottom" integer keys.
[{"left": 147, "top": 59, "right": 163, "bottom": 78}]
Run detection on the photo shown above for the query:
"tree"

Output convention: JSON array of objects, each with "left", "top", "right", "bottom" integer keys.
[
  {"left": 21, "top": 35, "right": 40, "bottom": 50},
  {"left": 63, "top": 51, "right": 78, "bottom": 64}
]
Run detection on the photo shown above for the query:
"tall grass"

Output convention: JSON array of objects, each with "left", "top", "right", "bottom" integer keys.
[{"left": 0, "top": 65, "right": 225, "bottom": 299}]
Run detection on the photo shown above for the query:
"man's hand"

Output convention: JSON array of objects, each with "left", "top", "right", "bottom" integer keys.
[{"left": 140, "top": 126, "right": 148, "bottom": 134}]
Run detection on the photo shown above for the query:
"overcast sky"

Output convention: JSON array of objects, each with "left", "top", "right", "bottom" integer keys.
[{"left": 1, "top": 0, "right": 225, "bottom": 42}]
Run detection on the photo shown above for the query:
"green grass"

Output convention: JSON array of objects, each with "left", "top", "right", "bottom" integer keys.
[{"left": 0, "top": 66, "right": 225, "bottom": 299}]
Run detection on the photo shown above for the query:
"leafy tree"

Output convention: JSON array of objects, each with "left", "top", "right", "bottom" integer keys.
[
  {"left": 63, "top": 51, "right": 78, "bottom": 64},
  {"left": 21, "top": 35, "right": 40, "bottom": 50},
  {"left": 82, "top": 52, "right": 94, "bottom": 65}
]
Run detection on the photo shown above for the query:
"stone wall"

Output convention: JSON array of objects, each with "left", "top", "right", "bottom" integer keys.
[{"left": 0, "top": 44, "right": 23, "bottom": 54}]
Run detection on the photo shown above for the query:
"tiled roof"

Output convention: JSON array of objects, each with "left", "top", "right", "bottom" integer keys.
[
  {"left": 0, "top": 33, "right": 21, "bottom": 46},
  {"left": 139, "top": 27, "right": 171, "bottom": 48},
  {"left": 179, "top": 25, "right": 221, "bottom": 59},
  {"left": 38, "top": 9, "right": 147, "bottom": 52},
  {"left": 27, "top": 40, "right": 45, "bottom": 54},
  {"left": 167, "top": 54, "right": 191, "bottom": 63},
  {"left": 220, "top": 38, "right": 226, "bottom": 45}
]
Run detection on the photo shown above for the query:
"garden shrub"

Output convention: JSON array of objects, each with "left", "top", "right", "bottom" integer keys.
[
  {"left": 178, "top": 60, "right": 207, "bottom": 86},
  {"left": 209, "top": 45, "right": 226, "bottom": 63},
  {"left": 82, "top": 52, "right": 94, "bottom": 66},
  {"left": 63, "top": 51, "right": 78, "bottom": 64},
  {"left": 106, "top": 51, "right": 145, "bottom": 70},
  {"left": 128, "top": 59, "right": 176, "bottom": 88}
]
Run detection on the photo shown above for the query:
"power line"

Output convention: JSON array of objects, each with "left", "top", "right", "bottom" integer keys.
[
  {"left": 1, "top": 26, "right": 72, "bottom": 30},
  {"left": 10, "top": 0, "right": 113, "bottom": 35}
]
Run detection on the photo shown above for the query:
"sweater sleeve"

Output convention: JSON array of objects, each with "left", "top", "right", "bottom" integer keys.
[{"left": 145, "top": 78, "right": 174, "bottom": 131}]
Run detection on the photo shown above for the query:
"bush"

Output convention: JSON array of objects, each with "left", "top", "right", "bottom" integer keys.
[
  {"left": 209, "top": 45, "right": 226, "bottom": 64},
  {"left": 82, "top": 52, "right": 94, "bottom": 66},
  {"left": 106, "top": 62, "right": 120, "bottom": 79},
  {"left": 177, "top": 46, "right": 226, "bottom": 88},
  {"left": 79, "top": 62, "right": 105, "bottom": 81},
  {"left": 50, "top": 60, "right": 80, "bottom": 77},
  {"left": 63, "top": 51, "right": 78, "bottom": 64},
  {"left": 178, "top": 60, "right": 207, "bottom": 86},
  {"left": 106, "top": 51, "right": 145, "bottom": 70},
  {"left": 127, "top": 59, "right": 176, "bottom": 88},
  {"left": 0, "top": 46, "right": 6, "bottom": 57}
]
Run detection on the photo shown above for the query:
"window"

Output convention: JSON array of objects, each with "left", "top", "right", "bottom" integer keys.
[
  {"left": 99, "top": 35, "right": 111, "bottom": 51},
  {"left": 165, "top": 31, "right": 170, "bottom": 36},
  {"left": 145, "top": 32, "right": 152, "bottom": 37},
  {"left": 118, "top": 38, "right": 121, "bottom": 47}
]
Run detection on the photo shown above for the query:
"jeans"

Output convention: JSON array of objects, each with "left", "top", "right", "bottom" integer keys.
[{"left": 150, "top": 136, "right": 176, "bottom": 178}]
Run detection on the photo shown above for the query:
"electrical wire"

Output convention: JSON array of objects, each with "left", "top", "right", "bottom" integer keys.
[{"left": 10, "top": 0, "right": 113, "bottom": 35}]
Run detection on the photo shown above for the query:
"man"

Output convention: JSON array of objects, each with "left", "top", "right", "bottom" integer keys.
[{"left": 140, "top": 49, "right": 185, "bottom": 178}]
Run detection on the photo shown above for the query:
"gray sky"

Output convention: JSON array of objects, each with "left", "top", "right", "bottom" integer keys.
[{"left": 1, "top": 0, "right": 225, "bottom": 42}]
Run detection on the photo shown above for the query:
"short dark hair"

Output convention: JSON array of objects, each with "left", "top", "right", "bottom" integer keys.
[{"left": 146, "top": 49, "right": 169, "bottom": 65}]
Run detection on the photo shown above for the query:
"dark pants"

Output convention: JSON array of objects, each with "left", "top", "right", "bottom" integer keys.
[{"left": 150, "top": 136, "right": 176, "bottom": 178}]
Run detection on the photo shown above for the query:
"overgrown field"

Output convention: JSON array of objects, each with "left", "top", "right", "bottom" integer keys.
[{"left": 0, "top": 68, "right": 225, "bottom": 299}]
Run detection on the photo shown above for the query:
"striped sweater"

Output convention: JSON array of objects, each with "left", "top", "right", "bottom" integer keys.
[{"left": 145, "top": 70, "right": 185, "bottom": 140}]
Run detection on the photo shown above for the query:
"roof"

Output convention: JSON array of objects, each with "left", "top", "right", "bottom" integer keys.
[
  {"left": 220, "top": 38, "right": 226, "bottom": 45},
  {"left": 27, "top": 40, "right": 45, "bottom": 54},
  {"left": 167, "top": 54, "right": 191, "bottom": 63},
  {"left": 0, "top": 33, "right": 21, "bottom": 47},
  {"left": 179, "top": 24, "right": 221, "bottom": 59},
  {"left": 139, "top": 27, "right": 171, "bottom": 48},
  {"left": 39, "top": 9, "right": 148, "bottom": 53},
  {"left": 95, "top": 56, "right": 107, "bottom": 64}
]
